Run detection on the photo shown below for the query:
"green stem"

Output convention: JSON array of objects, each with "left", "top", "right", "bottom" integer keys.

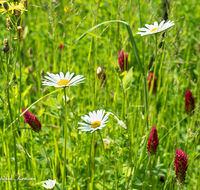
[
  {"left": 63, "top": 87, "right": 68, "bottom": 190},
  {"left": 90, "top": 133, "right": 95, "bottom": 190},
  {"left": 98, "top": 130, "right": 105, "bottom": 190},
  {"left": 18, "top": 37, "right": 21, "bottom": 130},
  {"left": 148, "top": 34, "right": 158, "bottom": 114},
  {"left": 143, "top": 156, "right": 151, "bottom": 190},
  {"left": 6, "top": 54, "right": 19, "bottom": 190},
  {"left": 138, "top": 0, "right": 148, "bottom": 130},
  {"left": 38, "top": 133, "right": 53, "bottom": 178}
]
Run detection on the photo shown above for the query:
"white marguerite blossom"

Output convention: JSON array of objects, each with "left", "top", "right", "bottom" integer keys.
[
  {"left": 42, "top": 179, "right": 56, "bottom": 190},
  {"left": 137, "top": 20, "right": 174, "bottom": 36},
  {"left": 78, "top": 110, "right": 110, "bottom": 133},
  {"left": 42, "top": 71, "right": 85, "bottom": 88}
]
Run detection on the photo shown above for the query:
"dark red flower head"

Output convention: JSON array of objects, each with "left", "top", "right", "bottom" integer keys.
[
  {"left": 185, "top": 90, "right": 195, "bottom": 115},
  {"left": 118, "top": 50, "right": 129, "bottom": 73},
  {"left": 59, "top": 44, "right": 64, "bottom": 51},
  {"left": 147, "top": 126, "right": 159, "bottom": 155},
  {"left": 148, "top": 73, "right": 157, "bottom": 93},
  {"left": 22, "top": 108, "right": 41, "bottom": 132},
  {"left": 97, "top": 66, "right": 107, "bottom": 84},
  {"left": 174, "top": 149, "right": 188, "bottom": 185}
]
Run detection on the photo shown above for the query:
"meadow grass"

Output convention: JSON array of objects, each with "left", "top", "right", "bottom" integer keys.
[{"left": 0, "top": 0, "right": 200, "bottom": 189}]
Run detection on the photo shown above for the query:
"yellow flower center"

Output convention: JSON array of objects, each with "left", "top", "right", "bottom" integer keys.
[
  {"left": 91, "top": 121, "right": 101, "bottom": 128},
  {"left": 57, "top": 79, "right": 71, "bottom": 86},
  {"left": 151, "top": 27, "right": 159, "bottom": 32}
]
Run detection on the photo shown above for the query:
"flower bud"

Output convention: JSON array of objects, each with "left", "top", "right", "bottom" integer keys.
[
  {"left": 3, "top": 38, "right": 9, "bottom": 53},
  {"left": 22, "top": 108, "right": 42, "bottom": 132},
  {"left": 59, "top": 44, "right": 64, "bottom": 51},
  {"left": 118, "top": 50, "right": 129, "bottom": 73},
  {"left": 148, "top": 73, "right": 157, "bottom": 93},
  {"left": 3, "top": 2, "right": 9, "bottom": 10},
  {"left": 185, "top": 90, "right": 195, "bottom": 115},
  {"left": 97, "top": 66, "right": 107, "bottom": 84},
  {"left": 17, "top": 26, "right": 23, "bottom": 39},
  {"left": 6, "top": 18, "right": 13, "bottom": 30},
  {"left": 147, "top": 126, "right": 159, "bottom": 155},
  {"left": 118, "top": 120, "right": 127, "bottom": 130}
]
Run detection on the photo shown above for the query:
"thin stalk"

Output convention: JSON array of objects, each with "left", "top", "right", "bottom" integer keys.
[
  {"left": 98, "top": 130, "right": 105, "bottom": 190},
  {"left": 6, "top": 54, "right": 19, "bottom": 190},
  {"left": 18, "top": 37, "right": 21, "bottom": 129},
  {"left": 91, "top": 133, "right": 95, "bottom": 190},
  {"left": 148, "top": 34, "right": 158, "bottom": 111},
  {"left": 63, "top": 87, "right": 68, "bottom": 190},
  {"left": 113, "top": 118, "right": 118, "bottom": 190},
  {"left": 138, "top": 0, "right": 148, "bottom": 130},
  {"left": 143, "top": 156, "right": 151, "bottom": 190},
  {"left": 38, "top": 133, "right": 53, "bottom": 178}
]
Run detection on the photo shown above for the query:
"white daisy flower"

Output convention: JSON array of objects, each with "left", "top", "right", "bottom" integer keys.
[
  {"left": 78, "top": 110, "right": 110, "bottom": 133},
  {"left": 137, "top": 20, "right": 175, "bottom": 36},
  {"left": 42, "top": 71, "right": 85, "bottom": 88},
  {"left": 42, "top": 179, "right": 56, "bottom": 190}
]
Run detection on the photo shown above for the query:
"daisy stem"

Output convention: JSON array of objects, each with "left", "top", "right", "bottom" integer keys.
[
  {"left": 6, "top": 54, "right": 19, "bottom": 190},
  {"left": 98, "top": 130, "right": 105, "bottom": 190},
  {"left": 148, "top": 34, "right": 158, "bottom": 114},
  {"left": 63, "top": 87, "right": 68, "bottom": 190},
  {"left": 38, "top": 133, "right": 53, "bottom": 179}
]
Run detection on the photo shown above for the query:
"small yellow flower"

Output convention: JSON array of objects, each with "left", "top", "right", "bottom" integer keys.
[
  {"left": 64, "top": 6, "right": 70, "bottom": 13},
  {"left": 0, "top": 1, "right": 27, "bottom": 15}
]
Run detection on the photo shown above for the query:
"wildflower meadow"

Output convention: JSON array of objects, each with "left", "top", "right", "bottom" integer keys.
[{"left": 0, "top": 0, "right": 200, "bottom": 189}]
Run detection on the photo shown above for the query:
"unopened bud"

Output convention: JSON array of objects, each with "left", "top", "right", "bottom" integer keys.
[
  {"left": 3, "top": 2, "right": 9, "bottom": 10},
  {"left": 17, "top": 26, "right": 23, "bottom": 39},
  {"left": 96, "top": 66, "right": 102, "bottom": 75},
  {"left": 3, "top": 38, "right": 9, "bottom": 53},
  {"left": 40, "top": 69, "right": 44, "bottom": 76},
  {"left": 6, "top": 18, "right": 13, "bottom": 30},
  {"left": 3, "top": 39, "right": 8, "bottom": 46},
  {"left": 118, "top": 120, "right": 127, "bottom": 130}
]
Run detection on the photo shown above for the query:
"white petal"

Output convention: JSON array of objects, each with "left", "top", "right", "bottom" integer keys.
[
  {"left": 159, "top": 20, "right": 165, "bottom": 28},
  {"left": 59, "top": 72, "right": 64, "bottom": 79},
  {"left": 137, "top": 27, "right": 149, "bottom": 32}
]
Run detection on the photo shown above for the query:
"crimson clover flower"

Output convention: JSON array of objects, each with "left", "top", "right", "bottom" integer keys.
[
  {"left": 22, "top": 108, "right": 41, "bottom": 132},
  {"left": 148, "top": 73, "right": 157, "bottom": 93},
  {"left": 174, "top": 149, "right": 188, "bottom": 186},
  {"left": 185, "top": 90, "right": 195, "bottom": 115},
  {"left": 118, "top": 50, "right": 129, "bottom": 73},
  {"left": 147, "top": 126, "right": 159, "bottom": 155},
  {"left": 59, "top": 44, "right": 64, "bottom": 51}
]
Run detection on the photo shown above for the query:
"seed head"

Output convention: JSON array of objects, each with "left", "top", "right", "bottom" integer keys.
[
  {"left": 148, "top": 73, "right": 157, "bottom": 93},
  {"left": 147, "top": 126, "right": 159, "bottom": 155},
  {"left": 22, "top": 108, "right": 41, "bottom": 132},
  {"left": 174, "top": 149, "right": 188, "bottom": 186},
  {"left": 185, "top": 90, "right": 195, "bottom": 115},
  {"left": 118, "top": 50, "right": 129, "bottom": 73}
]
